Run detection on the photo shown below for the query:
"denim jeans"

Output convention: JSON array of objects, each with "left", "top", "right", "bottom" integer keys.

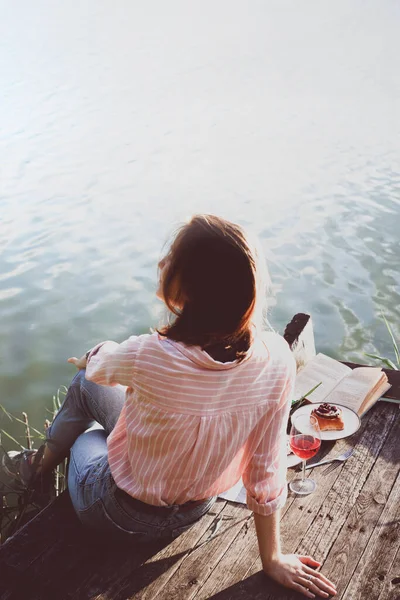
[{"left": 47, "top": 370, "right": 216, "bottom": 542}]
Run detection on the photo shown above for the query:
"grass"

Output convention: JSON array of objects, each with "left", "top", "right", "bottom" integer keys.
[
  {"left": 365, "top": 314, "right": 399, "bottom": 370},
  {"left": 0, "top": 387, "right": 68, "bottom": 543}
]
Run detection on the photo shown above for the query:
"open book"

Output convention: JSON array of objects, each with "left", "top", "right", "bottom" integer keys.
[{"left": 294, "top": 353, "right": 391, "bottom": 417}]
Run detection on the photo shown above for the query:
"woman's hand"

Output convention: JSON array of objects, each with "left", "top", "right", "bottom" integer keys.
[
  {"left": 67, "top": 354, "right": 88, "bottom": 370},
  {"left": 263, "top": 553, "right": 337, "bottom": 598}
]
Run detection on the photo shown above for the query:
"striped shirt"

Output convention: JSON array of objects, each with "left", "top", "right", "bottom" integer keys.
[{"left": 86, "top": 330, "right": 295, "bottom": 516}]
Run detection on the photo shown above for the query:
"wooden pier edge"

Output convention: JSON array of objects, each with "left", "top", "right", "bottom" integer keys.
[
  {"left": 0, "top": 313, "right": 398, "bottom": 600},
  {"left": 283, "top": 312, "right": 316, "bottom": 369}
]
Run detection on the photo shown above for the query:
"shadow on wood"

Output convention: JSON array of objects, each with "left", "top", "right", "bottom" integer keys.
[
  {"left": 199, "top": 570, "right": 305, "bottom": 600},
  {"left": 0, "top": 493, "right": 188, "bottom": 600}
]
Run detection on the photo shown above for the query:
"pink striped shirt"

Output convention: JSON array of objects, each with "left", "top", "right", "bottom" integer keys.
[{"left": 86, "top": 331, "right": 295, "bottom": 516}]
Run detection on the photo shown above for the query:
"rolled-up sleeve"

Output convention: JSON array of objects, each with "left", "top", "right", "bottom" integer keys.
[
  {"left": 242, "top": 359, "right": 295, "bottom": 516},
  {"left": 85, "top": 335, "right": 144, "bottom": 387}
]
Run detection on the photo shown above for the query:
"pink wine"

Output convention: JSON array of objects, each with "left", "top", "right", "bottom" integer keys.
[{"left": 290, "top": 435, "right": 321, "bottom": 460}]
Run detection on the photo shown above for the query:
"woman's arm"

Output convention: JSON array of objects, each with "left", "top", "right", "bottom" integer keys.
[
  {"left": 253, "top": 509, "right": 281, "bottom": 567},
  {"left": 242, "top": 346, "right": 337, "bottom": 598},
  {"left": 68, "top": 335, "right": 145, "bottom": 387},
  {"left": 253, "top": 510, "right": 337, "bottom": 598}
]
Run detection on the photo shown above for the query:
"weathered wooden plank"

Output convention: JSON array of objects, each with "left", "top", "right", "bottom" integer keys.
[
  {"left": 13, "top": 502, "right": 232, "bottom": 600},
  {"left": 0, "top": 493, "right": 168, "bottom": 600},
  {"left": 150, "top": 502, "right": 251, "bottom": 600},
  {"left": 129, "top": 499, "right": 227, "bottom": 600},
  {"left": 1, "top": 491, "right": 221, "bottom": 600},
  {"left": 317, "top": 406, "right": 399, "bottom": 599},
  {"left": 283, "top": 406, "right": 390, "bottom": 554},
  {"left": 341, "top": 470, "right": 400, "bottom": 600},
  {"left": 294, "top": 404, "right": 398, "bottom": 559},
  {"left": 193, "top": 511, "right": 258, "bottom": 600},
  {"left": 86, "top": 502, "right": 227, "bottom": 600},
  {"left": 187, "top": 571, "right": 287, "bottom": 600},
  {"left": 82, "top": 504, "right": 225, "bottom": 600},
  {"left": 0, "top": 492, "right": 80, "bottom": 598},
  {"left": 376, "top": 545, "right": 400, "bottom": 600},
  {"left": 284, "top": 313, "right": 316, "bottom": 370}
]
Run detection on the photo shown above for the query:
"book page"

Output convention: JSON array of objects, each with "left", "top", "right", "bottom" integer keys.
[
  {"left": 360, "top": 381, "right": 392, "bottom": 416},
  {"left": 358, "top": 376, "right": 391, "bottom": 415},
  {"left": 323, "top": 367, "right": 385, "bottom": 414},
  {"left": 294, "top": 353, "right": 351, "bottom": 404}
]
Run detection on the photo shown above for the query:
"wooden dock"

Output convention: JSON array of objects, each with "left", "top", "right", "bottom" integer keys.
[{"left": 0, "top": 314, "right": 399, "bottom": 599}]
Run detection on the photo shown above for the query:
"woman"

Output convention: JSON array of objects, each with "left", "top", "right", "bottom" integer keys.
[{"left": 7, "top": 215, "right": 336, "bottom": 598}]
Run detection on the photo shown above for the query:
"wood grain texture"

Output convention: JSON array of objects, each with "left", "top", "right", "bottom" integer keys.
[
  {"left": 150, "top": 502, "right": 250, "bottom": 600},
  {"left": 131, "top": 499, "right": 227, "bottom": 600},
  {"left": 190, "top": 467, "right": 304, "bottom": 600},
  {"left": 192, "top": 514, "right": 258, "bottom": 600},
  {"left": 376, "top": 545, "right": 400, "bottom": 600},
  {"left": 319, "top": 406, "right": 399, "bottom": 599},
  {"left": 341, "top": 470, "right": 400, "bottom": 600},
  {"left": 294, "top": 404, "right": 398, "bottom": 560}
]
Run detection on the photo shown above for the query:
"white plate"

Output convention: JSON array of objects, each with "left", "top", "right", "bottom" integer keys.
[{"left": 290, "top": 403, "right": 361, "bottom": 441}]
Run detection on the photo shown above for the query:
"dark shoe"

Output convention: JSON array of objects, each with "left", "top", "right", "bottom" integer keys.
[{"left": 1, "top": 446, "right": 44, "bottom": 491}]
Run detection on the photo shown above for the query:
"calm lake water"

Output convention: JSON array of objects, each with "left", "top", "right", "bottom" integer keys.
[{"left": 1, "top": 1, "right": 399, "bottom": 443}]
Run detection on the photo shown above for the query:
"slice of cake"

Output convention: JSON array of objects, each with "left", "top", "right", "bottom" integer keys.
[{"left": 311, "top": 403, "right": 345, "bottom": 431}]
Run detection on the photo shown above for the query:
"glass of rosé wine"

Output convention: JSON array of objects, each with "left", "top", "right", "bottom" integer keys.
[{"left": 289, "top": 413, "right": 321, "bottom": 495}]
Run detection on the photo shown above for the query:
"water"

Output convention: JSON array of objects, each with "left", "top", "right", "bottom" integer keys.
[{"left": 1, "top": 1, "right": 399, "bottom": 442}]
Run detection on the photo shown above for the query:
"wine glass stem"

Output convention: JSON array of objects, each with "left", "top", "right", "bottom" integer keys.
[{"left": 301, "top": 459, "right": 306, "bottom": 484}]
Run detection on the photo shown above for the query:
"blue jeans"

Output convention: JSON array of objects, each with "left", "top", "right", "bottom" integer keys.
[{"left": 47, "top": 370, "right": 216, "bottom": 542}]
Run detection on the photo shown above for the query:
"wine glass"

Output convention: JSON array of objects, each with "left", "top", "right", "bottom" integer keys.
[{"left": 289, "top": 413, "right": 321, "bottom": 495}]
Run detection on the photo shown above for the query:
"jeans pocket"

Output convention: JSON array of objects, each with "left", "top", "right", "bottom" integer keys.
[
  {"left": 78, "top": 498, "right": 161, "bottom": 543},
  {"left": 169, "top": 496, "right": 217, "bottom": 540}
]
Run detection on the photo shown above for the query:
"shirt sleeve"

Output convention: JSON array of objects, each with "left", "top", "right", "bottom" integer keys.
[
  {"left": 242, "top": 357, "right": 296, "bottom": 516},
  {"left": 85, "top": 335, "right": 143, "bottom": 387}
]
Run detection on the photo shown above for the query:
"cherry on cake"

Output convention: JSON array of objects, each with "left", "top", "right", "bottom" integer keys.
[{"left": 311, "top": 403, "right": 345, "bottom": 431}]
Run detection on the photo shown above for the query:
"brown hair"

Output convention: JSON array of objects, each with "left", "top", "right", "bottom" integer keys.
[{"left": 158, "top": 215, "right": 264, "bottom": 362}]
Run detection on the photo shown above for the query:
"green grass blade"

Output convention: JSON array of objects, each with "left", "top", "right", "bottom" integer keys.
[
  {"left": 292, "top": 381, "right": 322, "bottom": 406},
  {"left": 0, "top": 405, "right": 45, "bottom": 439},
  {"left": 0, "top": 429, "right": 25, "bottom": 450},
  {"left": 382, "top": 314, "right": 400, "bottom": 368},
  {"left": 0, "top": 404, "right": 13, "bottom": 422},
  {"left": 6, "top": 416, "right": 44, "bottom": 439},
  {"left": 53, "top": 386, "right": 67, "bottom": 413},
  {"left": 364, "top": 353, "right": 397, "bottom": 370}
]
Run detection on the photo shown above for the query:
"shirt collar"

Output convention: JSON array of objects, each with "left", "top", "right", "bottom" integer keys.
[{"left": 163, "top": 337, "right": 254, "bottom": 370}]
